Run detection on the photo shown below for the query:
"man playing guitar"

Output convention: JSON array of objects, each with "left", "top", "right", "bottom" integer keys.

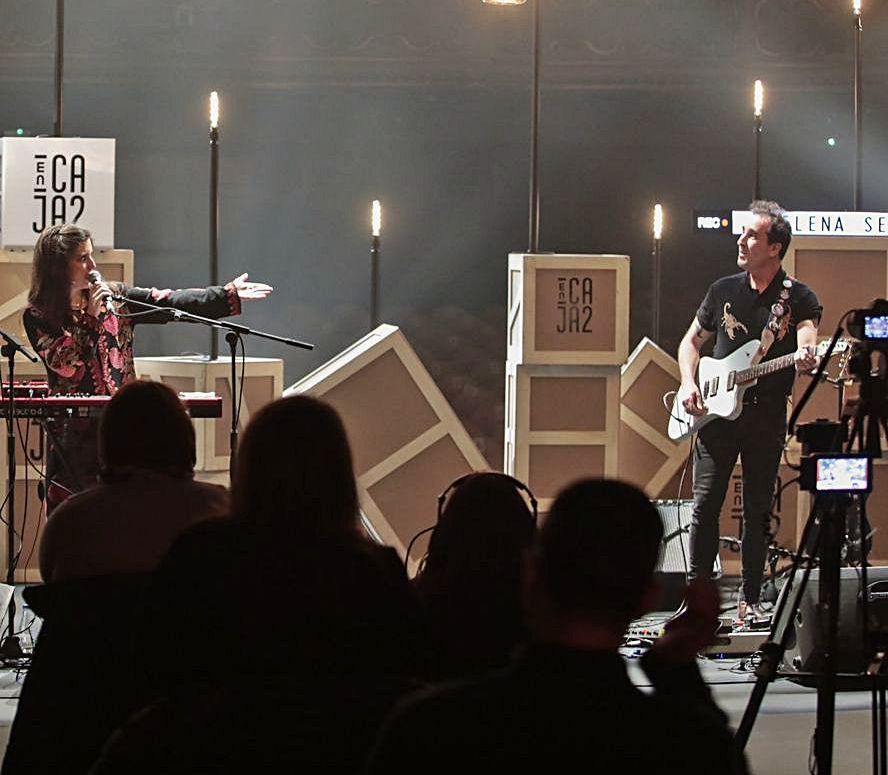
[{"left": 677, "top": 201, "right": 822, "bottom": 623}]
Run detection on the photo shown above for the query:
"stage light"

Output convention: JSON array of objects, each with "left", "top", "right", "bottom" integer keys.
[
  {"left": 853, "top": 0, "right": 862, "bottom": 16},
  {"left": 371, "top": 200, "right": 382, "bottom": 237},
  {"left": 370, "top": 201, "right": 382, "bottom": 329},
  {"left": 209, "top": 90, "right": 220, "bottom": 358},
  {"left": 827, "top": 137, "right": 837, "bottom": 147},
  {"left": 209, "top": 91, "right": 219, "bottom": 129},
  {"left": 16, "top": 128, "right": 24, "bottom": 136},
  {"left": 651, "top": 204, "right": 663, "bottom": 342},
  {"left": 752, "top": 81, "right": 764, "bottom": 199}
]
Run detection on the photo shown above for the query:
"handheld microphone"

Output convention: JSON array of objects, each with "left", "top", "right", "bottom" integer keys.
[{"left": 87, "top": 270, "right": 115, "bottom": 315}]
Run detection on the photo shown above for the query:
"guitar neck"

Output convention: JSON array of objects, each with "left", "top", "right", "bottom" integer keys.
[{"left": 734, "top": 352, "right": 795, "bottom": 386}]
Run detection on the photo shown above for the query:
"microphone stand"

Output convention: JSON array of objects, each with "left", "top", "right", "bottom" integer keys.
[
  {"left": 0, "top": 330, "right": 38, "bottom": 660},
  {"left": 112, "top": 296, "right": 313, "bottom": 477}
]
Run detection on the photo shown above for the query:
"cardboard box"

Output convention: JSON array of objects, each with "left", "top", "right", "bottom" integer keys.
[
  {"left": 135, "top": 356, "right": 283, "bottom": 472},
  {"left": 286, "top": 324, "right": 488, "bottom": 575},
  {"left": 507, "top": 253, "right": 630, "bottom": 365},
  {"left": 504, "top": 360, "right": 620, "bottom": 513}
]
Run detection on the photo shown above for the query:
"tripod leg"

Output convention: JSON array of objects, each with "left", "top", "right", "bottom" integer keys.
[
  {"left": 1, "top": 414, "right": 17, "bottom": 657},
  {"left": 878, "top": 686, "right": 888, "bottom": 775},
  {"left": 868, "top": 656, "right": 887, "bottom": 775},
  {"left": 734, "top": 644, "right": 781, "bottom": 749},
  {"left": 813, "top": 496, "right": 845, "bottom": 775},
  {"left": 735, "top": 495, "right": 824, "bottom": 750},
  {"left": 873, "top": 684, "right": 878, "bottom": 775},
  {"left": 1, "top": 351, "right": 22, "bottom": 659}
]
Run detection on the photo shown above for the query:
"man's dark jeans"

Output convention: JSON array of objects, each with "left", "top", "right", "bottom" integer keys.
[{"left": 688, "top": 397, "right": 787, "bottom": 604}]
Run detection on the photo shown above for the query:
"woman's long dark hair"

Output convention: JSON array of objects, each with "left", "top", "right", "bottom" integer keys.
[
  {"left": 230, "top": 395, "right": 361, "bottom": 538},
  {"left": 415, "top": 472, "right": 536, "bottom": 601},
  {"left": 28, "top": 223, "right": 92, "bottom": 330},
  {"left": 413, "top": 472, "right": 537, "bottom": 678}
]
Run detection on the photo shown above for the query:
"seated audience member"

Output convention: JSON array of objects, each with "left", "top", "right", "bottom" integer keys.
[
  {"left": 90, "top": 673, "right": 418, "bottom": 775},
  {"left": 366, "top": 478, "right": 749, "bottom": 775},
  {"left": 413, "top": 472, "right": 536, "bottom": 679},
  {"left": 39, "top": 379, "right": 229, "bottom": 582},
  {"left": 141, "top": 395, "right": 429, "bottom": 688},
  {"left": 91, "top": 396, "right": 430, "bottom": 773},
  {"left": 2, "top": 380, "right": 227, "bottom": 775}
]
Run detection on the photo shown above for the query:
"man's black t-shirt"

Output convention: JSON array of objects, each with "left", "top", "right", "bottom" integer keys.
[{"left": 696, "top": 267, "right": 822, "bottom": 400}]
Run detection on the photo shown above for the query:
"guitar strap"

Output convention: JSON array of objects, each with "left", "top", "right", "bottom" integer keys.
[{"left": 755, "top": 276, "right": 794, "bottom": 362}]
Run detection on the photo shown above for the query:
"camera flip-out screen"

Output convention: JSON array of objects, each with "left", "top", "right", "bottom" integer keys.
[
  {"left": 863, "top": 314, "right": 888, "bottom": 341},
  {"left": 815, "top": 454, "right": 872, "bottom": 493}
]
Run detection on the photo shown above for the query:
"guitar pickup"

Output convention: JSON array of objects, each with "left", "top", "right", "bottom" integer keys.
[
  {"left": 702, "top": 382, "right": 709, "bottom": 399},
  {"left": 711, "top": 376, "right": 719, "bottom": 395}
]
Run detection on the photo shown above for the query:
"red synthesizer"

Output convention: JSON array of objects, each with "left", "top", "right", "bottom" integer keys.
[
  {"left": 0, "top": 385, "right": 222, "bottom": 419},
  {"left": 0, "top": 380, "right": 49, "bottom": 398}
]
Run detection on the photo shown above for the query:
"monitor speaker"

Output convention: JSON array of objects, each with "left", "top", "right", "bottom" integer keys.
[
  {"left": 652, "top": 500, "right": 721, "bottom": 610},
  {"left": 655, "top": 499, "right": 693, "bottom": 575},
  {"left": 778, "top": 566, "right": 888, "bottom": 687}
]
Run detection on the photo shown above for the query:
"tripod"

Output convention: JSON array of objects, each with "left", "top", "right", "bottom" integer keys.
[
  {"left": 0, "top": 330, "right": 39, "bottom": 660},
  {"left": 734, "top": 335, "right": 888, "bottom": 775}
]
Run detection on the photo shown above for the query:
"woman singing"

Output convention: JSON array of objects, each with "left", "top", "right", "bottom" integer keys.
[{"left": 22, "top": 223, "right": 272, "bottom": 510}]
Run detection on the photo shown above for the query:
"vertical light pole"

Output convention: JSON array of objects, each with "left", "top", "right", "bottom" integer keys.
[
  {"left": 370, "top": 200, "right": 382, "bottom": 329},
  {"left": 753, "top": 80, "right": 764, "bottom": 201},
  {"left": 651, "top": 204, "right": 663, "bottom": 343},
  {"left": 53, "top": 0, "right": 65, "bottom": 137},
  {"left": 209, "top": 91, "right": 220, "bottom": 360},
  {"left": 483, "top": 0, "right": 541, "bottom": 253},
  {"left": 852, "top": 0, "right": 863, "bottom": 210}
]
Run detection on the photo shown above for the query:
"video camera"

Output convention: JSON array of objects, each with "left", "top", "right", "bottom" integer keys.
[
  {"left": 847, "top": 298, "right": 888, "bottom": 347},
  {"left": 833, "top": 298, "right": 888, "bottom": 459},
  {"left": 794, "top": 299, "right": 888, "bottom": 492},
  {"left": 799, "top": 453, "right": 872, "bottom": 494}
]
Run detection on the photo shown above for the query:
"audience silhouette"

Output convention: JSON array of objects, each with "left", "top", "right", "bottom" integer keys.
[
  {"left": 92, "top": 395, "right": 430, "bottom": 773},
  {"left": 414, "top": 472, "right": 536, "bottom": 679},
  {"left": 139, "top": 394, "right": 429, "bottom": 689},
  {"left": 40, "top": 379, "right": 229, "bottom": 581},
  {"left": 367, "top": 478, "right": 749, "bottom": 775},
  {"left": 3, "top": 380, "right": 227, "bottom": 775},
  {"left": 1, "top": 394, "right": 749, "bottom": 775}
]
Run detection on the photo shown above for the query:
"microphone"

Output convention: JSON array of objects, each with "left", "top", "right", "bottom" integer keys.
[{"left": 87, "top": 270, "right": 115, "bottom": 315}]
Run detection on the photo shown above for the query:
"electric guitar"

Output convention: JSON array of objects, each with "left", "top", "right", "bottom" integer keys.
[{"left": 667, "top": 339, "right": 849, "bottom": 441}]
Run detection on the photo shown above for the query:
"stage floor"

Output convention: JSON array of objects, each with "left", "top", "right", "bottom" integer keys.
[
  {"left": 626, "top": 649, "right": 875, "bottom": 774},
  {"left": 0, "top": 587, "right": 876, "bottom": 774}
]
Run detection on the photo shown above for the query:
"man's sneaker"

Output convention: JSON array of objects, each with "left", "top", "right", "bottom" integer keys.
[
  {"left": 734, "top": 600, "right": 749, "bottom": 627},
  {"left": 734, "top": 600, "right": 772, "bottom": 629},
  {"left": 747, "top": 603, "right": 772, "bottom": 625}
]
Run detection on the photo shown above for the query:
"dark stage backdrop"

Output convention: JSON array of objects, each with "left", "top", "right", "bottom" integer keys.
[{"left": 2, "top": 0, "right": 888, "bottom": 464}]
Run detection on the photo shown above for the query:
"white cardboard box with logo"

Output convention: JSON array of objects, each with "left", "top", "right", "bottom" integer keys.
[{"left": 1, "top": 137, "right": 115, "bottom": 248}]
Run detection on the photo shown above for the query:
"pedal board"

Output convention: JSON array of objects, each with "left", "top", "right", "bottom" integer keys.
[
  {"left": 624, "top": 615, "right": 771, "bottom": 656},
  {"left": 623, "top": 617, "right": 667, "bottom": 646},
  {"left": 702, "top": 629, "right": 769, "bottom": 658}
]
